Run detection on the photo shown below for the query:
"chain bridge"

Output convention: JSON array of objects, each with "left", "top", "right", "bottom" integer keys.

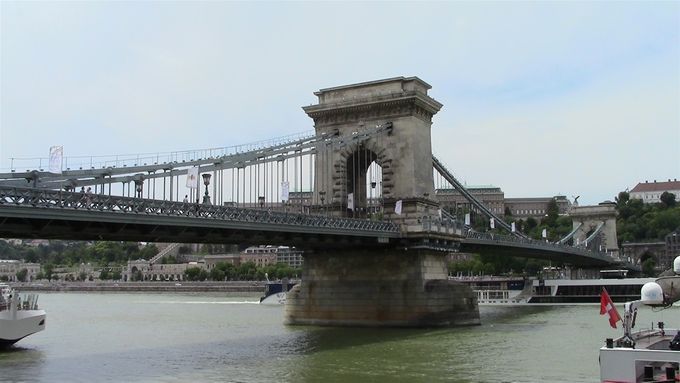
[{"left": 0, "top": 77, "right": 634, "bottom": 327}]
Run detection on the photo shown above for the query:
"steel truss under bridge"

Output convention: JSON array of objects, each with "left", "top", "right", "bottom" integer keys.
[{"left": 0, "top": 186, "right": 400, "bottom": 244}]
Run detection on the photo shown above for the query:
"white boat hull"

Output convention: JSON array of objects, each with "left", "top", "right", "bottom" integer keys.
[
  {"left": 0, "top": 309, "right": 46, "bottom": 347},
  {"left": 260, "top": 292, "right": 286, "bottom": 305},
  {"left": 600, "top": 345, "right": 680, "bottom": 382}
]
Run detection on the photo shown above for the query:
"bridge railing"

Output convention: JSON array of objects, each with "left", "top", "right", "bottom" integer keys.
[
  {"left": 0, "top": 186, "right": 400, "bottom": 235},
  {"left": 464, "top": 230, "right": 623, "bottom": 262},
  {"left": 420, "top": 215, "right": 466, "bottom": 235}
]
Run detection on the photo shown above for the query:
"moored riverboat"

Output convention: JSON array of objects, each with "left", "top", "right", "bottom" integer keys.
[
  {"left": 599, "top": 257, "right": 680, "bottom": 383},
  {"left": 259, "top": 277, "right": 297, "bottom": 305},
  {"left": 0, "top": 284, "right": 46, "bottom": 347},
  {"left": 455, "top": 270, "right": 656, "bottom": 305}
]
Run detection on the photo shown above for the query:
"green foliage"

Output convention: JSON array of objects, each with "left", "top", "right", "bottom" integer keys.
[
  {"left": 642, "top": 258, "right": 657, "bottom": 277},
  {"left": 448, "top": 254, "right": 549, "bottom": 276},
  {"left": 184, "top": 267, "right": 208, "bottom": 281},
  {"left": 544, "top": 198, "right": 559, "bottom": 227},
  {"left": 0, "top": 241, "right": 162, "bottom": 268},
  {"left": 161, "top": 255, "right": 178, "bottom": 264},
  {"left": 525, "top": 217, "right": 537, "bottom": 231},
  {"left": 209, "top": 267, "right": 226, "bottom": 281},
  {"left": 616, "top": 192, "right": 680, "bottom": 244},
  {"left": 0, "top": 240, "right": 21, "bottom": 259},
  {"left": 661, "top": 192, "right": 677, "bottom": 208},
  {"left": 43, "top": 264, "right": 54, "bottom": 281},
  {"left": 15, "top": 268, "right": 28, "bottom": 282},
  {"left": 237, "top": 262, "right": 258, "bottom": 281}
]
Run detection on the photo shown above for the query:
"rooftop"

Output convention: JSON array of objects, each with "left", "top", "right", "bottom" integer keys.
[{"left": 630, "top": 180, "right": 680, "bottom": 193}]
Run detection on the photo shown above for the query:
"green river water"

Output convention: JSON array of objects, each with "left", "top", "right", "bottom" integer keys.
[{"left": 1, "top": 292, "right": 676, "bottom": 383}]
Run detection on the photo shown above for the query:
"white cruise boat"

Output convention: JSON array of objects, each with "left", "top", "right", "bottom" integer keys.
[
  {"left": 456, "top": 270, "right": 655, "bottom": 306},
  {"left": 599, "top": 257, "right": 680, "bottom": 383},
  {"left": 0, "top": 284, "right": 46, "bottom": 347}
]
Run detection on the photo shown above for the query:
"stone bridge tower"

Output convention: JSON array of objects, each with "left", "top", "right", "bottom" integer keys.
[
  {"left": 285, "top": 77, "right": 479, "bottom": 328},
  {"left": 570, "top": 202, "right": 619, "bottom": 256},
  {"left": 302, "top": 77, "right": 442, "bottom": 224}
]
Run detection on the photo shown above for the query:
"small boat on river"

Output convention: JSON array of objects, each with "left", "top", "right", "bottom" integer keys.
[
  {"left": 0, "top": 284, "right": 46, "bottom": 347},
  {"left": 259, "top": 276, "right": 296, "bottom": 305},
  {"left": 599, "top": 257, "right": 680, "bottom": 382}
]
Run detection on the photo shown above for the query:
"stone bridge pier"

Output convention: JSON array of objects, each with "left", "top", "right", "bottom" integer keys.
[
  {"left": 285, "top": 77, "right": 479, "bottom": 327},
  {"left": 285, "top": 249, "right": 479, "bottom": 327}
]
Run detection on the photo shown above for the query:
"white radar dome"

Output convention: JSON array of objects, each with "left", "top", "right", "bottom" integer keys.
[
  {"left": 673, "top": 256, "right": 680, "bottom": 274},
  {"left": 641, "top": 282, "right": 664, "bottom": 305}
]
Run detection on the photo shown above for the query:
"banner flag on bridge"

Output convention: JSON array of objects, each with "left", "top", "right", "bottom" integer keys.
[
  {"left": 542, "top": 228, "right": 547, "bottom": 238},
  {"left": 464, "top": 213, "right": 470, "bottom": 226},
  {"left": 511, "top": 222, "right": 516, "bottom": 232},
  {"left": 395, "top": 200, "right": 402, "bottom": 215},
  {"left": 490, "top": 218, "right": 495, "bottom": 229},
  {"left": 280, "top": 181, "right": 289, "bottom": 201},
  {"left": 186, "top": 167, "right": 199, "bottom": 189},
  {"left": 347, "top": 193, "right": 355, "bottom": 210},
  {"left": 48, "top": 146, "right": 63, "bottom": 174}
]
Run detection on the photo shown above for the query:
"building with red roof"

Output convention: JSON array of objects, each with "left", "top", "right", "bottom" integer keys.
[{"left": 630, "top": 179, "right": 680, "bottom": 203}]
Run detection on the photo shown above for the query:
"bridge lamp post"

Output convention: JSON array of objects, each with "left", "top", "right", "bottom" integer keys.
[{"left": 202, "top": 173, "right": 211, "bottom": 205}]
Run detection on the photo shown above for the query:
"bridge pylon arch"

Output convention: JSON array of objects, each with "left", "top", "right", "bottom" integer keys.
[
  {"left": 304, "top": 76, "right": 443, "bottom": 224},
  {"left": 570, "top": 202, "right": 619, "bottom": 257},
  {"left": 285, "top": 77, "right": 480, "bottom": 327}
]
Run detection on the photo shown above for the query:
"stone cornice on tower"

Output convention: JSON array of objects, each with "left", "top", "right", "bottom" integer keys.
[{"left": 303, "top": 76, "right": 442, "bottom": 126}]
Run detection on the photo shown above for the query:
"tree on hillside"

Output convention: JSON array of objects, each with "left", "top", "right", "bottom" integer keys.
[
  {"left": 43, "top": 264, "right": 54, "bottom": 281},
  {"left": 661, "top": 192, "right": 677, "bottom": 208},
  {"left": 615, "top": 191, "right": 630, "bottom": 208},
  {"left": 16, "top": 268, "right": 28, "bottom": 282},
  {"left": 544, "top": 198, "right": 559, "bottom": 226}
]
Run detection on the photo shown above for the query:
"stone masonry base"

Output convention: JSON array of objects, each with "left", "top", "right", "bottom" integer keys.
[{"left": 284, "top": 249, "right": 480, "bottom": 327}]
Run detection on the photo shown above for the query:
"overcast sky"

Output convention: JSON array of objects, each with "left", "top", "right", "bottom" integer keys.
[{"left": 1, "top": 1, "right": 678, "bottom": 205}]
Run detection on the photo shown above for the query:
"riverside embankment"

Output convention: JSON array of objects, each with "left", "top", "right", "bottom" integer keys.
[{"left": 12, "top": 281, "right": 266, "bottom": 293}]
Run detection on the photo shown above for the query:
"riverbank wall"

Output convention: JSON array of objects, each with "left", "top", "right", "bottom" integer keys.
[{"left": 11, "top": 281, "right": 265, "bottom": 293}]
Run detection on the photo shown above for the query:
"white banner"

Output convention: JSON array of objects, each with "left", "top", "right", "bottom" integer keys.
[
  {"left": 464, "top": 213, "right": 470, "bottom": 226},
  {"left": 280, "top": 181, "right": 289, "bottom": 201},
  {"left": 347, "top": 193, "right": 354, "bottom": 210},
  {"left": 511, "top": 222, "right": 516, "bottom": 232},
  {"left": 490, "top": 218, "right": 495, "bottom": 229},
  {"left": 542, "top": 228, "right": 547, "bottom": 238},
  {"left": 186, "top": 167, "right": 199, "bottom": 189},
  {"left": 395, "top": 200, "right": 402, "bottom": 215},
  {"left": 48, "top": 146, "right": 63, "bottom": 174},
  {"left": 438, "top": 209, "right": 442, "bottom": 219}
]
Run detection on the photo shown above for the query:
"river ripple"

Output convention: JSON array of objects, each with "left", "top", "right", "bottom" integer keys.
[{"left": 2, "top": 292, "right": 676, "bottom": 383}]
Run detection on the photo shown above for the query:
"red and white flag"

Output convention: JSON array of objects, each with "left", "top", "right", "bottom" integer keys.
[{"left": 600, "top": 287, "right": 621, "bottom": 329}]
